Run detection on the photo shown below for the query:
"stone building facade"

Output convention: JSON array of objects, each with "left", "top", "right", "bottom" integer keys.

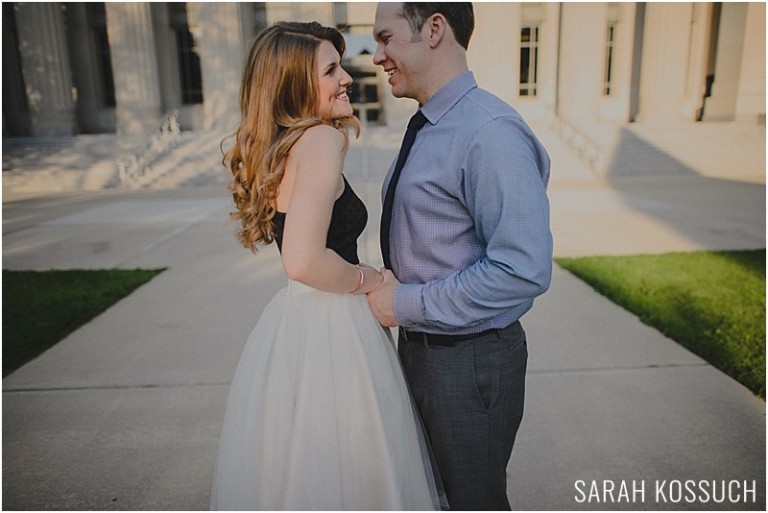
[{"left": 2, "top": 2, "right": 765, "bottom": 139}]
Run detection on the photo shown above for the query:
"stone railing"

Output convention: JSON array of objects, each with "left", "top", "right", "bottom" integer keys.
[
  {"left": 117, "top": 110, "right": 181, "bottom": 187},
  {"left": 550, "top": 116, "right": 603, "bottom": 173}
]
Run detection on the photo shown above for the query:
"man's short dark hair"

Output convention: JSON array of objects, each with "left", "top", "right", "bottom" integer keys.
[{"left": 401, "top": 3, "right": 474, "bottom": 50}]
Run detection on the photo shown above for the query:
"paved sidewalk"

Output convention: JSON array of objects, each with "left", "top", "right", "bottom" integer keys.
[{"left": 2, "top": 120, "right": 765, "bottom": 510}]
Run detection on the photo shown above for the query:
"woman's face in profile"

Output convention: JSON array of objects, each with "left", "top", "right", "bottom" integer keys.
[{"left": 315, "top": 40, "right": 354, "bottom": 121}]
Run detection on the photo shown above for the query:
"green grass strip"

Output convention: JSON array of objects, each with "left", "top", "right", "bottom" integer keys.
[
  {"left": 556, "top": 249, "right": 765, "bottom": 398},
  {"left": 2, "top": 268, "right": 165, "bottom": 376}
]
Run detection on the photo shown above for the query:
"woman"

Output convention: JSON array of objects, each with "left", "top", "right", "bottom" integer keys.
[{"left": 210, "top": 21, "right": 444, "bottom": 510}]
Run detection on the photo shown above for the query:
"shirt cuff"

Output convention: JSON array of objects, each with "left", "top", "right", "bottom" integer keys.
[{"left": 393, "top": 283, "right": 427, "bottom": 327}]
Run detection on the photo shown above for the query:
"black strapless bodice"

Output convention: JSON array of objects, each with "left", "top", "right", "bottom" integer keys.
[{"left": 273, "top": 176, "right": 367, "bottom": 265}]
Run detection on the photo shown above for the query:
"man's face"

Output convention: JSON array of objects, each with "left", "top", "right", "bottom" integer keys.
[{"left": 372, "top": 2, "right": 429, "bottom": 103}]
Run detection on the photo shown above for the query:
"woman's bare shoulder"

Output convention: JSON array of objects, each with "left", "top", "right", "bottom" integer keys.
[{"left": 293, "top": 124, "right": 347, "bottom": 157}]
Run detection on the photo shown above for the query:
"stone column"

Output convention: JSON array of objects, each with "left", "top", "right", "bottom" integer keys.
[
  {"left": 598, "top": 3, "right": 638, "bottom": 123},
  {"left": 468, "top": 3, "right": 519, "bottom": 106},
  {"left": 265, "top": 2, "right": 334, "bottom": 26},
  {"left": 703, "top": 2, "right": 747, "bottom": 121},
  {"left": 64, "top": 3, "right": 103, "bottom": 133},
  {"left": 680, "top": 2, "right": 714, "bottom": 121},
  {"left": 14, "top": 2, "right": 76, "bottom": 136},
  {"left": 636, "top": 3, "right": 694, "bottom": 121},
  {"left": 105, "top": 2, "right": 162, "bottom": 135},
  {"left": 735, "top": 2, "right": 765, "bottom": 123},
  {"left": 186, "top": 2, "right": 244, "bottom": 131},
  {"left": 557, "top": 2, "right": 605, "bottom": 124}
]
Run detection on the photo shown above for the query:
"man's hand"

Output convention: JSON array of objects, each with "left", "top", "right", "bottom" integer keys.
[{"left": 366, "top": 268, "right": 400, "bottom": 327}]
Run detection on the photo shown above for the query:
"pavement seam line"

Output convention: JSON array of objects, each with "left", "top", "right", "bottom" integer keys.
[
  {"left": 2, "top": 382, "right": 232, "bottom": 393},
  {"left": 528, "top": 362, "right": 710, "bottom": 375}
]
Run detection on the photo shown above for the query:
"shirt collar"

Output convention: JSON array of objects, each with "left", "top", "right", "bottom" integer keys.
[{"left": 420, "top": 71, "right": 477, "bottom": 125}]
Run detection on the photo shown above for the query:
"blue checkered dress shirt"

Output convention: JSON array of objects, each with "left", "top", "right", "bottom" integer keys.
[{"left": 383, "top": 71, "right": 553, "bottom": 335}]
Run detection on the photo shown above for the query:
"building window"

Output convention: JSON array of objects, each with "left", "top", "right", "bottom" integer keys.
[
  {"left": 604, "top": 4, "right": 620, "bottom": 96},
  {"left": 336, "top": 5, "right": 382, "bottom": 124},
  {"left": 604, "top": 23, "right": 616, "bottom": 95},
  {"left": 169, "top": 3, "right": 203, "bottom": 105},
  {"left": 348, "top": 67, "right": 380, "bottom": 123},
  {"left": 519, "top": 26, "right": 539, "bottom": 96},
  {"left": 87, "top": 3, "right": 116, "bottom": 107}
]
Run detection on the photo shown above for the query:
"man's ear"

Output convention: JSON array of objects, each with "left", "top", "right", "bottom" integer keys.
[{"left": 427, "top": 13, "right": 447, "bottom": 48}]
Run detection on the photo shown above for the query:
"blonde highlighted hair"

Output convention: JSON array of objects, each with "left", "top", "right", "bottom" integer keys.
[{"left": 224, "top": 21, "right": 360, "bottom": 251}]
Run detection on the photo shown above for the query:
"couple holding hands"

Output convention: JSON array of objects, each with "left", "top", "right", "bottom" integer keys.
[{"left": 211, "top": 3, "right": 552, "bottom": 511}]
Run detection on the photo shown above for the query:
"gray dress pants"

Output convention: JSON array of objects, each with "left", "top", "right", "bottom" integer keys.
[{"left": 398, "top": 321, "right": 528, "bottom": 511}]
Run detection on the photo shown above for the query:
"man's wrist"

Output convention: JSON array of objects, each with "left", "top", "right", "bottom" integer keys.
[{"left": 393, "top": 283, "right": 426, "bottom": 327}]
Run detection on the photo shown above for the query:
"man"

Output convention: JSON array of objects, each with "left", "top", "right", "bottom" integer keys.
[{"left": 368, "top": 3, "right": 553, "bottom": 510}]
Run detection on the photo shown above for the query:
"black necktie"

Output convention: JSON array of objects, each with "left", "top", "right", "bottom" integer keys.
[{"left": 381, "top": 110, "right": 428, "bottom": 269}]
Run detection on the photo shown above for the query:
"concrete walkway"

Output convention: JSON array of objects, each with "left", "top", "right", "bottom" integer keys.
[{"left": 2, "top": 119, "right": 765, "bottom": 510}]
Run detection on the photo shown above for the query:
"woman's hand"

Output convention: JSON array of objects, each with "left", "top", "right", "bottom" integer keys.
[{"left": 366, "top": 269, "right": 400, "bottom": 327}]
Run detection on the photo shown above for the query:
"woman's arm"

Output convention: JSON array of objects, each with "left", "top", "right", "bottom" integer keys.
[{"left": 280, "top": 125, "right": 381, "bottom": 294}]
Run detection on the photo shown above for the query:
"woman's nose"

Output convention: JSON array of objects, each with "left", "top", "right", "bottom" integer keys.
[{"left": 340, "top": 68, "right": 352, "bottom": 86}]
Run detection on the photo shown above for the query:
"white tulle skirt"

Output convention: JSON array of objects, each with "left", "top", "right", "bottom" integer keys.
[{"left": 210, "top": 280, "right": 444, "bottom": 511}]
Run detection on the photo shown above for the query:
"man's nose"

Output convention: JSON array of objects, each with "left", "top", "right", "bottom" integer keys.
[{"left": 372, "top": 44, "right": 385, "bottom": 66}]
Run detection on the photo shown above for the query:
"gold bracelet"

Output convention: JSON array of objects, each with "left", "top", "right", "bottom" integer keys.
[{"left": 349, "top": 265, "right": 365, "bottom": 293}]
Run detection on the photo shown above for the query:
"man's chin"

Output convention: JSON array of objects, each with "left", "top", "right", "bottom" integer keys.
[{"left": 389, "top": 87, "right": 406, "bottom": 99}]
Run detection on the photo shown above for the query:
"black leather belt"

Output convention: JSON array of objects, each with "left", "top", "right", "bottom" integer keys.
[{"left": 399, "top": 326, "right": 506, "bottom": 347}]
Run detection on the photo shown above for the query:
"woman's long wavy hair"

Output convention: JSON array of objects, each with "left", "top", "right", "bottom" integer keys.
[{"left": 224, "top": 21, "right": 360, "bottom": 251}]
